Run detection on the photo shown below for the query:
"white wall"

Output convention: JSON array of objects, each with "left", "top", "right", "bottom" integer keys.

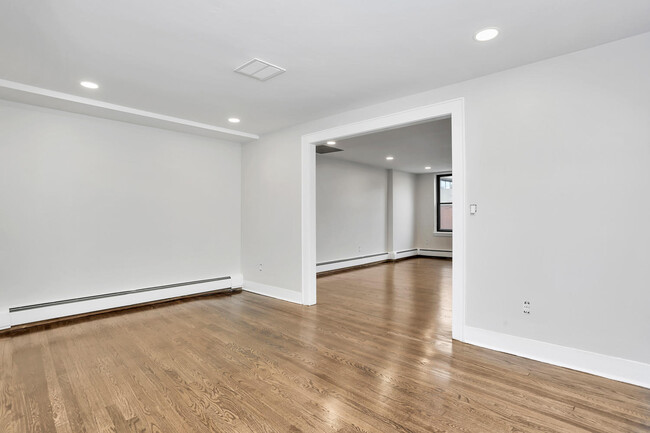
[
  {"left": 241, "top": 32, "right": 650, "bottom": 365},
  {"left": 316, "top": 158, "right": 419, "bottom": 263},
  {"left": 0, "top": 100, "right": 242, "bottom": 309},
  {"left": 316, "top": 157, "right": 388, "bottom": 263},
  {"left": 390, "top": 170, "right": 417, "bottom": 252},
  {"left": 415, "top": 173, "right": 453, "bottom": 252},
  {"left": 241, "top": 129, "right": 302, "bottom": 291},
  {"left": 316, "top": 160, "right": 439, "bottom": 261}
]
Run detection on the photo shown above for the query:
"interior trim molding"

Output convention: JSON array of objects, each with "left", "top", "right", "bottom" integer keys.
[
  {"left": 301, "top": 98, "right": 466, "bottom": 335},
  {"left": 243, "top": 280, "right": 304, "bottom": 304},
  {"left": 9, "top": 276, "right": 235, "bottom": 326},
  {"left": 464, "top": 326, "right": 650, "bottom": 389},
  {"left": 0, "top": 79, "right": 259, "bottom": 143}
]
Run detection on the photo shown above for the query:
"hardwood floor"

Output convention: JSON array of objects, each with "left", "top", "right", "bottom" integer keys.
[{"left": 1, "top": 258, "right": 649, "bottom": 432}]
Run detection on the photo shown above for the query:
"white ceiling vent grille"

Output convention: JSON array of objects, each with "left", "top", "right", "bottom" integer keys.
[{"left": 234, "top": 58, "right": 286, "bottom": 81}]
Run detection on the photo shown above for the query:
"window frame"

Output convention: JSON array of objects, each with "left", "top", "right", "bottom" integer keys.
[{"left": 436, "top": 173, "right": 453, "bottom": 233}]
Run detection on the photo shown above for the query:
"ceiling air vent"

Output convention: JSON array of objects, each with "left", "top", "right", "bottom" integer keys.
[
  {"left": 316, "top": 145, "right": 343, "bottom": 154},
  {"left": 234, "top": 58, "right": 286, "bottom": 81}
]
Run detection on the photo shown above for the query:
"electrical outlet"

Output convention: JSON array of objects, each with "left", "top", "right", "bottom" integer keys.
[
  {"left": 358, "top": 246, "right": 362, "bottom": 253},
  {"left": 523, "top": 300, "right": 531, "bottom": 315},
  {"left": 258, "top": 263, "right": 263, "bottom": 272}
]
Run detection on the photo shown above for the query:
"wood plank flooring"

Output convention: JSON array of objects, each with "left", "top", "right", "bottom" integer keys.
[{"left": 1, "top": 258, "right": 649, "bottom": 432}]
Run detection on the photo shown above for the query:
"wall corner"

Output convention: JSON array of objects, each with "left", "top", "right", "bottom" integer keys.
[
  {"left": 0, "top": 308, "right": 10, "bottom": 330},
  {"left": 230, "top": 274, "right": 244, "bottom": 289}
]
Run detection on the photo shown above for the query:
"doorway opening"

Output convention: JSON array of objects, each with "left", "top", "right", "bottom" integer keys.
[{"left": 301, "top": 98, "right": 466, "bottom": 341}]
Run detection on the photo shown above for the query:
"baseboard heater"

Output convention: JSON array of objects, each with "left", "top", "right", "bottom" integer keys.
[
  {"left": 316, "top": 252, "right": 390, "bottom": 273},
  {"left": 393, "top": 248, "right": 418, "bottom": 256},
  {"left": 317, "top": 252, "right": 388, "bottom": 267},
  {"left": 7, "top": 275, "right": 239, "bottom": 327},
  {"left": 316, "top": 249, "right": 452, "bottom": 274},
  {"left": 418, "top": 248, "right": 453, "bottom": 258}
]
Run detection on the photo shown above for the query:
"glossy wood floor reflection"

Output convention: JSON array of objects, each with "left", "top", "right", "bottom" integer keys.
[{"left": 2, "top": 258, "right": 649, "bottom": 432}]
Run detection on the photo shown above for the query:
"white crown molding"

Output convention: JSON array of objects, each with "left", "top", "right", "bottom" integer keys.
[{"left": 0, "top": 79, "right": 259, "bottom": 143}]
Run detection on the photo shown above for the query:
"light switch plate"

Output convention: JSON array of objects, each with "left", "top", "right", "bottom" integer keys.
[{"left": 470, "top": 204, "right": 478, "bottom": 214}]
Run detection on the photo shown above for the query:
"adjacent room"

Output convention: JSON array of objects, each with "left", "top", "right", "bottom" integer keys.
[
  {"left": 315, "top": 119, "right": 457, "bottom": 378},
  {"left": 1, "top": 1, "right": 650, "bottom": 432},
  {"left": 316, "top": 118, "right": 453, "bottom": 274}
]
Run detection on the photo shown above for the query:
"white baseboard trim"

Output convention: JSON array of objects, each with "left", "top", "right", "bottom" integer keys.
[
  {"left": 316, "top": 252, "right": 389, "bottom": 273},
  {"left": 243, "top": 280, "right": 303, "bottom": 304},
  {"left": 418, "top": 248, "right": 453, "bottom": 258},
  {"left": 464, "top": 326, "right": 650, "bottom": 389},
  {"left": 9, "top": 277, "right": 236, "bottom": 327},
  {"left": 0, "top": 310, "right": 10, "bottom": 330}
]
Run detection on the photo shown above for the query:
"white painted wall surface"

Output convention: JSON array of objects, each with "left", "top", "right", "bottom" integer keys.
[
  {"left": 0, "top": 100, "right": 242, "bottom": 308},
  {"left": 415, "top": 173, "right": 453, "bottom": 251},
  {"left": 316, "top": 157, "right": 388, "bottom": 263},
  {"left": 241, "top": 33, "right": 650, "bottom": 364},
  {"left": 391, "top": 170, "right": 417, "bottom": 252},
  {"left": 241, "top": 129, "right": 303, "bottom": 291}
]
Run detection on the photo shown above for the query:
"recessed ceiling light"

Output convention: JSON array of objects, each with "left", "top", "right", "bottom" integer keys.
[
  {"left": 327, "top": 141, "right": 336, "bottom": 145},
  {"left": 80, "top": 81, "right": 99, "bottom": 89},
  {"left": 474, "top": 28, "right": 499, "bottom": 42},
  {"left": 386, "top": 156, "right": 394, "bottom": 161},
  {"left": 425, "top": 166, "right": 432, "bottom": 170},
  {"left": 228, "top": 118, "right": 241, "bottom": 123}
]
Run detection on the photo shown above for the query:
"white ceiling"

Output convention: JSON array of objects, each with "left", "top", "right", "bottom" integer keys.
[
  {"left": 2, "top": 1, "right": 650, "bottom": 136},
  {"left": 321, "top": 118, "right": 451, "bottom": 174}
]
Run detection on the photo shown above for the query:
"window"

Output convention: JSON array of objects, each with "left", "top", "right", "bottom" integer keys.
[{"left": 437, "top": 174, "right": 452, "bottom": 232}]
